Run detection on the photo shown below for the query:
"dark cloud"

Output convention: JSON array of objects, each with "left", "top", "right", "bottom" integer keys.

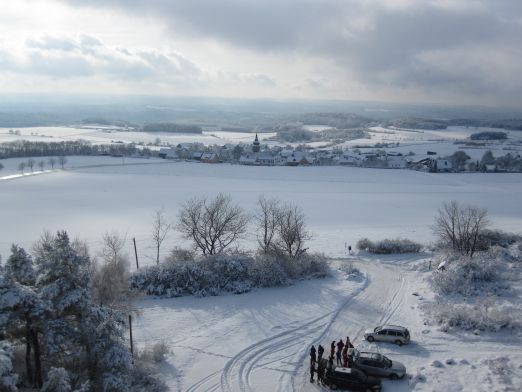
[{"left": 62, "top": 0, "right": 522, "bottom": 103}]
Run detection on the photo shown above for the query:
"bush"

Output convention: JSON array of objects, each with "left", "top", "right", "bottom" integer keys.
[
  {"left": 431, "top": 253, "right": 504, "bottom": 296},
  {"left": 356, "top": 238, "right": 422, "bottom": 254},
  {"left": 426, "top": 300, "right": 521, "bottom": 332},
  {"left": 130, "top": 252, "right": 329, "bottom": 298},
  {"left": 339, "top": 262, "right": 360, "bottom": 276},
  {"left": 476, "top": 230, "right": 522, "bottom": 251},
  {"left": 131, "top": 343, "right": 169, "bottom": 392}
]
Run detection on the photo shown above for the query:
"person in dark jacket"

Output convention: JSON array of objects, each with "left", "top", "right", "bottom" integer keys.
[
  {"left": 330, "top": 341, "right": 336, "bottom": 360},
  {"left": 336, "top": 339, "right": 344, "bottom": 352},
  {"left": 310, "top": 345, "right": 317, "bottom": 365},
  {"left": 345, "top": 336, "right": 354, "bottom": 349},
  {"left": 336, "top": 345, "right": 342, "bottom": 366},
  {"left": 317, "top": 344, "right": 324, "bottom": 362},
  {"left": 317, "top": 358, "right": 326, "bottom": 385},
  {"left": 310, "top": 361, "right": 315, "bottom": 383}
]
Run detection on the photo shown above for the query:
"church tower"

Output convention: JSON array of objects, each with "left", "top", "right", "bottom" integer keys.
[{"left": 252, "top": 133, "right": 260, "bottom": 153}]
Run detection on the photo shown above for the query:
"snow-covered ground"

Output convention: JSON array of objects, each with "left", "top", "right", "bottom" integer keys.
[{"left": 133, "top": 255, "right": 522, "bottom": 391}]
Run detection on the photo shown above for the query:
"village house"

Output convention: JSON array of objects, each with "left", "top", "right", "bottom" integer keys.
[{"left": 201, "top": 152, "right": 220, "bottom": 163}]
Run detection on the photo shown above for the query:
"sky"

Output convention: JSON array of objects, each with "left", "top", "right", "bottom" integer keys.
[{"left": 0, "top": 0, "right": 521, "bottom": 107}]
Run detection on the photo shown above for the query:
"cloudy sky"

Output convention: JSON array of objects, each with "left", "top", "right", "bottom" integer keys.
[{"left": 1, "top": 0, "right": 521, "bottom": 107}]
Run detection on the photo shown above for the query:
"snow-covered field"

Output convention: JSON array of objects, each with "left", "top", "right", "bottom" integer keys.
[
  {"left": 0, "top": 126, "right": 276, "bottom": 146},
  {"left": 1, "top": 157, "right": 522, "bottom": 261}
]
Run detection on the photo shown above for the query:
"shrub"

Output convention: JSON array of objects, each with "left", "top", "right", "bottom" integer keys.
[
  {"left": 431, "top": 253, "right": 504, "bottom": 296},
  {"left": 131, "top": 344, "right": 169, "bottom": 392},
  {"left": 130, "top": 253, "right": 329, "bottom": 298},
  {"left": 476, "top": 230, "right": 522, "bottom": 251},
  {"left": 426, "top": 300, "right": 521, "bottom": 332},
  {"left": 356, "top": 238, "right": 422, "bottom": 254},
  {"left": 339, "top": 262, "right": 360, "bottom": 276}
]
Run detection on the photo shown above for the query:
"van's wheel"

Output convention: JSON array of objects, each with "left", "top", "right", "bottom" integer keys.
[
  {"left": 366, "top": 336, "right": 374, "bottom": 342},
  {"left": 390, "top": 374, "right": 399, "bottom": 380},
  {"left": 395, "top": 340, "right": 403, "bottom": 346}
]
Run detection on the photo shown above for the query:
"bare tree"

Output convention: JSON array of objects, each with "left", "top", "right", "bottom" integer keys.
[
  {"left": 38, "top": 160, "right": 45, "bottom": 171},
  {"left": 27, "top": 158, "right": 35, "bottom": 172},
  {"left": 254, "top": 196, "right": 281, "bottom": 254},
  {"left": 0, "top": 162, "right": 3, "bottom": 171},
  {"left": 274, "top": 203, "right": 311, "bottom": 259},
  {"left": 58, "top": 155, "right": 67, "bottom": 169},
  {"left": 91, "top": 231, "right": 134, "bottom": 311},
  {"left": 432, "top": 201, "right": 489, "bottom": 257},
  {"left": 48, "top": 157, "right": 56, "bottom": 169},
  {"left": 178, "top": 194, "right": 249, "bottom": 255},
  {"left": 152, "top": 208, "right": 172, "bottom": 264},
  {"left": 18, "top": 161, "right": 26, "bottom": 173}
]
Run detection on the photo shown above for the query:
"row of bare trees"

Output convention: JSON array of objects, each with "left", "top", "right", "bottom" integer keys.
[
  {"left": 17, "top": 156, "right": 66, "bottom": 173},
  {"left": 151, "top": 194, "right": 312, "bottom": 263}
]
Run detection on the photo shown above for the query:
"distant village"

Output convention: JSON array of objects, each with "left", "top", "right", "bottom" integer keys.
[{"left": 157, "top": 134, "right": 522, "bottom": 173}]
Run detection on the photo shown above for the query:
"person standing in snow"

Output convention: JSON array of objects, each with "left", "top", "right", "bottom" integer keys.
[
  {"left": 310, "top": 345, "right": 317, "bottom": 365},
  {"left": 342, "top": 345, "right": 348, "bottom": 367},
  {"left": 310, "top": 361, "right": 316, "bottom": 383},
  {"left": 336, "top": 338, "right": 344, "bottom": 353},
  {"left": 330, "top": 341, "right": 336, "bottom": 360},
  {"left": 317, "top": 344, "right": 324, "bottom": 362},
  {"left": 346, "top": 336, "right": 354, "bottom": 349},
  {"left": 336, "top": 345, "right": 342, "bottom": 366}
]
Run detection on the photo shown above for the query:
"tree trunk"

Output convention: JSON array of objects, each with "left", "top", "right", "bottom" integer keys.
[
  {"left": 25, "top": 324, "right": 33, "bottom": 386},
  {"left": 30, "top": 329, "right": 43, "bottom": 388}
]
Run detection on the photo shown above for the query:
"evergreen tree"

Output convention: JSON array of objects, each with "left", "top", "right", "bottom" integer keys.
[{"left": 5, "top": 245, "right": 36, "bottom": 286}]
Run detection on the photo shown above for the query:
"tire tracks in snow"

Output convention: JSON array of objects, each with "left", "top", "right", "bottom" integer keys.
[{"left": 219, "top": 273, "right": 371, "bottom": 392}]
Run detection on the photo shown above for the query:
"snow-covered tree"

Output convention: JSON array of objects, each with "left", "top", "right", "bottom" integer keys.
[
  {"left": 35, "top": 231, "right": 133, "bottom": 390},
  {"left": 1, "top": 254, "right": 46, "bottom": 388},
  {"left": 5, "top": 245, "right": 35, "bottom": 286},
  {"left": 0, "top": 341, "right": 18, "bottom": 392}
]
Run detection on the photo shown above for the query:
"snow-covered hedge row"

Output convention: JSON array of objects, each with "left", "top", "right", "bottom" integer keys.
[
  {"left": 356, "top": 237, "right": 422, "bottom": 254},
  {"left": 426, "top": 300, "right": 522, "bottom": 332},
  {"left": 130, "top": 253, "right": 329, "bottom": 297}
]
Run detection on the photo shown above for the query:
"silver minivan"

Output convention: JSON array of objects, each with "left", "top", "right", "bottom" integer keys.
[{"left": 363, "top": 325, "right": 410, "bottom": 346}]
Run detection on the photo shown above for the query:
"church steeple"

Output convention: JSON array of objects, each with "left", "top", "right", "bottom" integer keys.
[{"left": 252, "top": 133, "right": 260, "bottom": 153}]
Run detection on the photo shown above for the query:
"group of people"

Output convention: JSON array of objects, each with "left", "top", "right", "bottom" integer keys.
[{"left": 309, "top": 337, "right": 355, "bottom": 383}]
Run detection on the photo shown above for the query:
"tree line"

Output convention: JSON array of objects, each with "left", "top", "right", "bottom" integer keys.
[{"left": 0, "top": 140, "right": 152, "bottom": 159}]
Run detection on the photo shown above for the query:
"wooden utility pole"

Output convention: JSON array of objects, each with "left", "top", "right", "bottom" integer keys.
[
  {"left": 129, "top": 314, "right": 134, "bottom": 358},
  {"left": 133, "top": 237, "right": 139, "bottom": 270}
]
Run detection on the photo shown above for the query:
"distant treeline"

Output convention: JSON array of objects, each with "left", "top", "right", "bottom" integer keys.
[
  {"left": 142, "top": 122, "right": 203, "bottom": 133},
  {"left": 0, "top": 140, "right": 152, "bottom": 159},
  {"left": 299, "top": 112, "right": 372, "bottom": 129},
  {"left": 387, "top": 117, "right": 522, "bottom": 131},
  {"left": 269, "top": 124, "right": 368, "bottom": 143}
]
